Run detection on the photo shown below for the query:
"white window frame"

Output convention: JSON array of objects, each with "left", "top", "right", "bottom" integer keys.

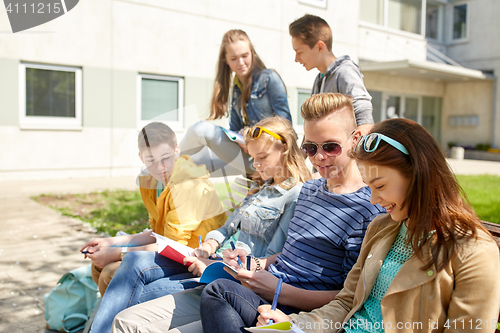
[
  {"left": 449, "top": 1, "right": 468, "bottom": 43},
  {"left": 299, "top": 0, "right": 327, "bottom": 8},
  {"left": 19, "top": 62, "right": 82, "bottom": 130},
  {"left": 295, "top": 88, "right": 311, "bottom": 135},
  {"left": 137, "top": 74, "right": 184, "bottom": 131}
]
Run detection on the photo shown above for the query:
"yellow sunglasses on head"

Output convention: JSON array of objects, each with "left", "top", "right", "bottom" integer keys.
[{"left": 244, "top": 126, "right": 284, "bottom": 142}]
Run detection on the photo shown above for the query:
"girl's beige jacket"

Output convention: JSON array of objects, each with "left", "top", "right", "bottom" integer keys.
[{"left": 290, "top": 214, "right": 500, "bottom": 333}]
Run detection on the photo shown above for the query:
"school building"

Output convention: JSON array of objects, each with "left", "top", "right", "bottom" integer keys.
[{"left": 0, "top": 0, "right": 498, "bottom": 181}]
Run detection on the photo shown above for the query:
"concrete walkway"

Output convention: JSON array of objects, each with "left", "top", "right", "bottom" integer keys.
[
  {"left": 0, "top": 159, "right": 499, "bottom": 332},
  {"left": 0, "top": 177, "right": 137, "bottom": 333}
]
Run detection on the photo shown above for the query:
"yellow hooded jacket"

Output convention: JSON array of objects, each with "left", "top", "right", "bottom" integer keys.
[{"left": 138, "top": 155, "right": 227, "bottom": 248}]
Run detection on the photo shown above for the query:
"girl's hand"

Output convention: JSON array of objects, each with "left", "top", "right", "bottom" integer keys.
[
  {"left": 191, "top": 239, "right": 218, "bottom": 258},
  {"left": 222, "top": 248, "right": 248, "bottom": 269},
  {"left": 184, "top": 257, "right": 211, "bottom": 277},
  {"left": 191, "top": 248, "right": 210, "bottom": 259},
  {"left": 223, "top": 268, "right": 280, "bottom": 301},
  {"left": 256, "top": 304, "right": 291, "bottom": 326}
]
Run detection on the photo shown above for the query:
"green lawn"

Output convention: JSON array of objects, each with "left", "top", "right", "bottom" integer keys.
[
  {"left": 35, "top": 175, "right": 500, "bottom": 236},
  {"left": 35, "top": 190, "right": 150, "bottom": 236},
  {"left": 457, "top": 175, "right": 500, "bottom": 224},
  {"left": 34, "top": 183, "right": 240, "bottom": 237}
]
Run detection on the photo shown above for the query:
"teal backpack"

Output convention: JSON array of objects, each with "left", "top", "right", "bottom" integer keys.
[{"left": 44, "top": 265, "right": 100, "bottom": 332}]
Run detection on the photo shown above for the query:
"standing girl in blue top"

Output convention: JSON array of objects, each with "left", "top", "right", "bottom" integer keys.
[{"left": 179, "top": 29, "right": 292, "bottom": 177}]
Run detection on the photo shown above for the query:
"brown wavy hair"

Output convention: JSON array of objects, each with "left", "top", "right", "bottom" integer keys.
[
  {"left": 351, "top": 118, "right": 490, "bottom": 271},
  {"left": 245, "top": 116, "right": 311, "bottom": 194},
  {"left": 208, "top": 30, "right": 266, "bottom": 120}
]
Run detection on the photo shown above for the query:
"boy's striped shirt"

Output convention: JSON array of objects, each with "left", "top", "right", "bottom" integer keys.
[{"left": 268, "top": 178, "right": 385, "bottom": 290}]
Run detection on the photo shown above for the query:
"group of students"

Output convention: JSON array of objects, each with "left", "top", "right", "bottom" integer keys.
[{"left": 80, "top": 13, "right": 500, "bottom": 333}]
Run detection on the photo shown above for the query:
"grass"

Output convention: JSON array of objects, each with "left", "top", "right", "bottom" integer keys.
[
  {"left": 456, "top": 175, "right": 500, "bottom": 224},
  {"left": 34, "top": 175, "right": 500, "bottom": 237},
  {"left": 35, "top": 190, "right": 150, "bottom": 236}
]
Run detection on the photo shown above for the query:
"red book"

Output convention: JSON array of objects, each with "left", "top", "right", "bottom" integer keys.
[{"left": 151, "top": 232, "right": 194, "bottom": 267}]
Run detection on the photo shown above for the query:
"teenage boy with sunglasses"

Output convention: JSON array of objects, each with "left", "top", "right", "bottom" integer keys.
[
  {"left": 198, "top": 92, "right": 385, "bottom": 332},
  {"left": 110, "top": 93, "right": 385, "bottom": 332}
]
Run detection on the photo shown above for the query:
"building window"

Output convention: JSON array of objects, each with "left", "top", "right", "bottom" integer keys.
[
  {"left": 360, "top": 0, "right": 384, "bottom": 25},
  {"left": 360, "top": 0, "right": 423, "bottom": 35},
  {"left": 449, "top": 115, "right": 478, "bottom": 127},
  {"left": 452, "top": 3, "right": 467, "bottom": 40},
  {"left": 422, "top": 96, "right": 441, "bottom": 142},
  {"left": 387, "top": 0, "right": 422, "bottom": 34},
  {"left": 426, "top": 1, "right": 444, "bottom": 40},
  {"left": 137, "top": 74, "right": 184, "bottom": 129},
  {"left": 296, "top": 89, "right": 311, "bottom": 127},
  {"left": 368, "top": 90, "right": 383, "bottom": 123},
  {"left": 19, "top": 63, "right": 82, "bottom": 130}
]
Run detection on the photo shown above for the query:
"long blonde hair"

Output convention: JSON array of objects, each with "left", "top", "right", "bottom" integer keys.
[
  {"left": 245, "top": 117, "right": 311, "bottom": 193},
  {"left": 208, "top": 30, "right": 266, "bottom": 120}
]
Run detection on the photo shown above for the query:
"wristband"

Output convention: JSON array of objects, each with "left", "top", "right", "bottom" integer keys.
[
  {"left": 252, "top": 256, "right": 262, "bottom": 271},
  {"left": 120, "top": 247, "right": 128, "bottom": 260}
]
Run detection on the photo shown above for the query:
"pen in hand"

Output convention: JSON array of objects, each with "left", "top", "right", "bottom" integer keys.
[
  {"left": 268, "top": 277, "right": 283, "bottom": 325},
  {"left": 198, "top": 235, "right": 203, "bottom": 249},
  {"left": 229, "top": 241, "right": 244, "bottom": 268}
]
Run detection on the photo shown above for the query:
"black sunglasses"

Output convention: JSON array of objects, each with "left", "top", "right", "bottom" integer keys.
[{"left": 301, "top": 131, "right": 355, "bottom": 158}]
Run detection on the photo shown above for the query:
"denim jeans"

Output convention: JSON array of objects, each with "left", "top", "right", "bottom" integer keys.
[
  {"left": 89, "top": 251, "right": 202, "bottom": 333},
  {"left": 200, "top": 279, "right": 299, "bottom": 333},
  {"left": 179, "top": 121, "right": 254, "bottom": 176}
]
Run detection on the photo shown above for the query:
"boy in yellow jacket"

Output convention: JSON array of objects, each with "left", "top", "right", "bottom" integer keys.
[{"left": 81, "top": 122, "right": 226, "bottom": 295}]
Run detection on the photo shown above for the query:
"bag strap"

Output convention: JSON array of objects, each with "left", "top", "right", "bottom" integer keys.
[{"left": 62, "top": 313, "right": 89, "bottom": 333}]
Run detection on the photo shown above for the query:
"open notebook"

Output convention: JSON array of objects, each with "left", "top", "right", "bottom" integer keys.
[
  {"left": 152, "top": 233, "right": 240, "bottom": 284},
  {"left": 246, "top": 322, "right": 306, "bottom": 332},
  {"left": 199, "top": 261, "right": 239, "bottom": 284}
]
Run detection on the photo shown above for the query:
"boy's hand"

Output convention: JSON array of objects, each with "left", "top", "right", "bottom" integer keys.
[
  {"left": 222, "top": 248, "right": 248, "bottom": 269},
  {"left": 86, "top": 246, "right": 121, "bottom": 269},
  {"left": 80, "top": 237, "right": 114, "bottom": 258},
  {"left": 256, "top": 304, "right": 291, "bottom": 326},
  {"left": 223, "top": 268, "right": 280, "bottom": 301},
  {"left": 184, "top": 257, "right": 211, "bottom": 277}
]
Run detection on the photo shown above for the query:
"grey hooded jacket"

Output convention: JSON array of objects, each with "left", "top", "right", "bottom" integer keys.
[{"left": 312, "top": 55, "right": 374, "bottom": 126}]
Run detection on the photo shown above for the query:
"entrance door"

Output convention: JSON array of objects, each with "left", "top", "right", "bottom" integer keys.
[
  {"left": 382, "top": 94, "right": 422, "bottom": 123},
  {"left": 374, "top": 92, "right": 441, "bottom": 142}
]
